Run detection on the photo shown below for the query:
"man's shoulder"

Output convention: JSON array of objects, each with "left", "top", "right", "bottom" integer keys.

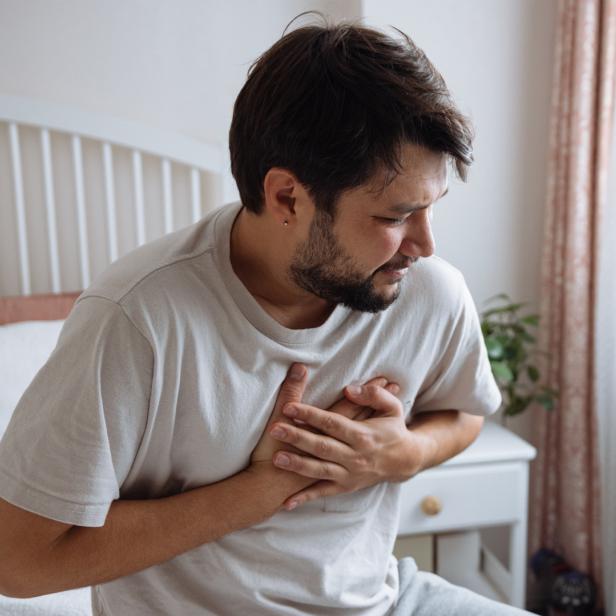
[
  {"left": 374, "top": 256, "right": 470, "bottom": 338},
  {"left": 401, "top": 255, "right": 467, "bottom": 309},
  {"left": 81, "top": 206, "right": 229, "bottom": 307}
]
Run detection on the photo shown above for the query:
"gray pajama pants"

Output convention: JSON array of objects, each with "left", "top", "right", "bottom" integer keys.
[{"left": 391, "top": 558, "right": 538, "bottom": 615}]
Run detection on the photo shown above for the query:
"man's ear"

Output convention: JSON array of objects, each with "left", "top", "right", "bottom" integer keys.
[{"left": 262, "top": 168, "right": 308, "bottom": 227}]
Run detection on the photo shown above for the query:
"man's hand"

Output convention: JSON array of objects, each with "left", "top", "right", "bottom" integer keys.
[
  {"left": 270, "top": 383, "right": 428, "bottom": 510},
  {"left": 250, "top": 366, "right": 400, "bottom": 510},
  {"left": 251, "top": 367, "right": 395, "bottom": 465},
  {"left": 250, "top": 363, "right": 310, "bottom": 465}
]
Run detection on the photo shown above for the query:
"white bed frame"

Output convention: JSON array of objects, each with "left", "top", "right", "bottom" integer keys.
[{"left": 0, "top": 94, "right": 232, "bottom": 296}]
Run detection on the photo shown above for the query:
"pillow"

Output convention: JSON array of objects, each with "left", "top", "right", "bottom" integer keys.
[{"left": 0, "top": 320, "right": 64, "bottom": 439}]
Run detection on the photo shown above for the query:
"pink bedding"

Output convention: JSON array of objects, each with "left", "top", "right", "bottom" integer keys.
[{"left": 0, "top": 292, "right": 81, "bottom": 325}]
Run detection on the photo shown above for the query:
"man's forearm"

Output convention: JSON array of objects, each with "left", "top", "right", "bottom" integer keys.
[
  {"left": 407, "top": 410, "right": 484, "bottom": 475},
  {"left": 14, "top": 465, "right": 311, "bottom": 599}
]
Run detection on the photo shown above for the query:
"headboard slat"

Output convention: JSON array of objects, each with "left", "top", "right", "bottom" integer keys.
[
  {"left": 162, "top": 158, "right": 173, "bottom": 234},
  {"left": 102, "top": 142, "right": 119, "bottom": 262},
  {"left": 71, "top": 134, "right": 91, "bottom": 289},
  {"left": 191, "top": 167, "right": 201, "bottom": 223},
  {"left": 40, "top": 128, "right": 61, "bottom": 293},
  {"left": 8, "top": 123, "right": 30, "bottom": 295},
  {"left": 132, "top": 149, "right": 146, "bottom": 246}
]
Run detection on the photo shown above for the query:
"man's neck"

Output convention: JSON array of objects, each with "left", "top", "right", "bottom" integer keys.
[{"left": 229, "top": 208, "right": 335, "bottom": 329}]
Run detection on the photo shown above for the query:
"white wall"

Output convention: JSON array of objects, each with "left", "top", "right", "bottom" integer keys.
[{"left": 0, "top": 0, "right": 361, "bottom": 161}]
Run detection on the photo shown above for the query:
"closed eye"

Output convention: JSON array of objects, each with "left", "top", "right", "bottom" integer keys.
[{"left": 376, "top": 216, "right": 410, "bottom": 226}]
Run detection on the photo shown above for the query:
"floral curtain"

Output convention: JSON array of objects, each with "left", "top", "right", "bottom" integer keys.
[{"left": 528, "top": 0, "right": 616, "bottom": 610}]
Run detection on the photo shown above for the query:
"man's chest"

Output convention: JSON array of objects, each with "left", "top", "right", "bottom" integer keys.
[{"left": 122, "top": 314, "right": 437, "bottom": 497}]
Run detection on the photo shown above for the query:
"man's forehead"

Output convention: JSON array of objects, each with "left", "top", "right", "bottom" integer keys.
[
  {"left": 397, "top": 142, "right": 447, "bottom": 170},
  {"left": 369, "top": 141, "right": 446, "bottom": 179},
  {"left": 366, "top": 161, "right": 448, "bottom": 205}
]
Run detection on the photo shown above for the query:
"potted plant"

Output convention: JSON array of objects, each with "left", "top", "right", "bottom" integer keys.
[{"left": 480, "top": 294, "right": 558, "bottom": 419}]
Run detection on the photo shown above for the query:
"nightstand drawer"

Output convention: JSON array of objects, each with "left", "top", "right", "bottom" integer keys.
[{"left": 397, "top": 461, "right": 528, "bottom": 535}]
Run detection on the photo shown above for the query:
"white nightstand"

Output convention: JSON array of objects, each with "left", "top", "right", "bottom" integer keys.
[{"left": 397, "top": 420, "right": 537, "bottom": 608}]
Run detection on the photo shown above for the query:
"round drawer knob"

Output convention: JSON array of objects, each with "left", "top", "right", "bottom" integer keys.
[{"left": 421, "top": 495, "right": 442, "bottom": 516}]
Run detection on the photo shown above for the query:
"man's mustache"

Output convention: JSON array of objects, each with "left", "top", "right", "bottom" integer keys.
[{"left": 376, "top": 256, "right": 419, "bottom": 273}]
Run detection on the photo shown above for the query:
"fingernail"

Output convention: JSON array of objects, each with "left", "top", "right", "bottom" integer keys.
[
  {"left": 347, "top": 384, "right": 363, "bottom": 395},
  {"left": 286, "top": 500, "right": 298, "bottom": 510},
  {"left": 275, "top": 453, "right": 290, "bottom": 467},
  {"left": 283, "top": 404, "right": 298, "bottom": 417},
  {"left": 271, "top": 426, "right": 286, "bottom": 438},
  {"left": 289, "top": 364, "right": 305, "bottom": 381}
]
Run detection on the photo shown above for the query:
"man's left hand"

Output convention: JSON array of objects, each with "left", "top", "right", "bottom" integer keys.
[{"left": 269, "top": 383, "right": 428, "bottom": 510}]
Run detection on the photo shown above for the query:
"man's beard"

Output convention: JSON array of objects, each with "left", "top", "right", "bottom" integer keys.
[{"left": 289, "top": 211, "right": 409, "bottom": 313}]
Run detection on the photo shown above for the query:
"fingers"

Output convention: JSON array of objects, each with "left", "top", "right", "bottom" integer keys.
[
  {"left": 329, "top": 376, "right": 389, "bottom": 420},
  {"left": 272, "top": 363, "right": 308, "bottom": 421},
  {"left": 280, "top": 403, "right": 363, "bottom": 447},
  {"left": 273, "top": 450, "right": 347, "bottom": 483},
  {"left": 361, "top": 376, "right": 388, "bottom": 389},
  {"left": 385, "top": 383, "right": 401, "bottom": 395},
  {"left": 283, "top": 481, "right": 343, "bottom": 511},
  {"left": 352, "top": 383, "right": 400, "bottom": 420},
  {"left": 270, "top": 420, "right": 354, "bottom": 462},
  {"left": 344, "top": 382, "right": 403, "bottom": 417}
]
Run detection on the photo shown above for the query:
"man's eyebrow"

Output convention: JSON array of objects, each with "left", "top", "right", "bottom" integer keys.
[{"left": 387, "top": 187, "right": 449, "bottom": 214}]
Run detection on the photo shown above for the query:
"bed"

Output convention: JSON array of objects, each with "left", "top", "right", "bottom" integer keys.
[{"left": 0, "top": 94, "right": 228, "bottom": 614}]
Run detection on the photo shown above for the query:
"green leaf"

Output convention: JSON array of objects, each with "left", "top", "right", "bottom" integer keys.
[
  {"left": 521, "top": 314, "right": 540, "bottom": 326},
  {"left": 503, "top": 339, "right": 523, "bottom": 362},
  {"left": 481, "top": 293, "right": 559, "bottom": 417},
  {"left": 505, "top": 395, "right": 532, "bottom": 416},
  {"left": 485, "top": 337, "right": 504, "bottom": 359},
  {"left": 492, "top": 361, "right": 514, "bottom": 382},
  {"left": 481, "top": 303, "right": 527, "bottom": 318}
]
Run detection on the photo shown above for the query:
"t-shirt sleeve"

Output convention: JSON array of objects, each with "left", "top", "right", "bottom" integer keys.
[
  {"left": 0, "top": 296, "right": 152, "bottom": 527},
  {"left": 412, "top": 274, "right": 502, "bottom": 417}
]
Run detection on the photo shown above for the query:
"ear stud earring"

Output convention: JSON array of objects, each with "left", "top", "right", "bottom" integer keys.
[{"left": 283, "top": 220, "right": 289, "bottom": 226}]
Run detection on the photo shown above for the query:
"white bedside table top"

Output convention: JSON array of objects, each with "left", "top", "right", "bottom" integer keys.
[{"left": 440, "top": 419, "right": 537, "bottom": 467}]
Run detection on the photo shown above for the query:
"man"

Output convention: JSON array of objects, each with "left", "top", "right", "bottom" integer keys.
[{"left": 0, "top": 20, "right": 534, "bottom": 616}]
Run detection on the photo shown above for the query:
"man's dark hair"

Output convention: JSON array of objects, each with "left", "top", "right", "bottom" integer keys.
[{"left": 229, "top": 16, "right": 474, "bottom": 215}]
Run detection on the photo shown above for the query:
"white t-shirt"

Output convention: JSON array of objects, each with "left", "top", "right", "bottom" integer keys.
[{"left": 0, "top": 202, "right": 501, "bottom": 615}]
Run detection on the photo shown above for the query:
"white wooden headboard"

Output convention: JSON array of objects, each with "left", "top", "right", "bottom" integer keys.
[{"left": 0, "top": 94, "right": 233, "bottom": 296}]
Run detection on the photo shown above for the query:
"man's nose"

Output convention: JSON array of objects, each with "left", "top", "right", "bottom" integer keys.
[{"left": 399, "top": 212, "right": 435, "bottom": 258}]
